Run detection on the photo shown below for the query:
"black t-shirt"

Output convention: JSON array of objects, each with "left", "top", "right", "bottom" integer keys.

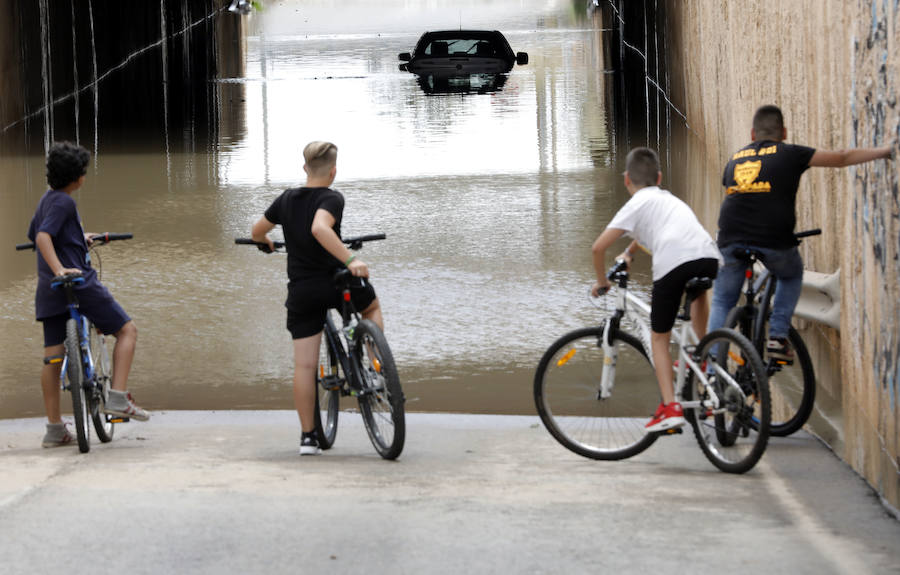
[
  {"left": 717, "top": 140, "right": 815, "bottom": 249},
  {"left": 264, "top": 187, "right": 345, "bottom": 281}
]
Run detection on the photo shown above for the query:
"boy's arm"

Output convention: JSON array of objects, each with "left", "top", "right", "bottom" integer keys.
[
  {"left": 35, "top": 231, "right": 81, "bottom": 277},
  {"left": 808, "top": 143, "right": 893, "bottom": 168},
  {"left": 310, "top": 209, "right": 369, "bottom": 277},
  {"left": 251, "top": 216, "right": 276, "bottom": 252},
  {"left": 591, "top": 227, "right": 626, "bottom": 296}
]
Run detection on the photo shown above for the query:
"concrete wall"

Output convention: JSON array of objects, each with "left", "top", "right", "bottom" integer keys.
[{"left": 671, "top": 1, "right": 899, "bottom": 508}]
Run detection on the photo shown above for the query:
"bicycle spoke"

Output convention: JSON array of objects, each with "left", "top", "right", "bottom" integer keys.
[{"left": 535, "top": 326, "right": 659, "bottom": 460}]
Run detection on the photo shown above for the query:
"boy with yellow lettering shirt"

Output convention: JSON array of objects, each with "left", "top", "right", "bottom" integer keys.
[{"left": 708, "top": 104, "right": 894, "bottom": 360}]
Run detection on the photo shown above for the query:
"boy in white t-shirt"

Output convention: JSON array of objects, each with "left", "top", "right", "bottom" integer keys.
[{"left": 591, "top": 147, "right": 721, "bottom": 432}]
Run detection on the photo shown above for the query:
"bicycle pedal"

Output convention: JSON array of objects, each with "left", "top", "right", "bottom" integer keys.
[
  {"left": 664, "top": 427, "right": 684, "bottom": 435},
  {"left": 109, "top": 417, "right": 130, "bottom": 423}
]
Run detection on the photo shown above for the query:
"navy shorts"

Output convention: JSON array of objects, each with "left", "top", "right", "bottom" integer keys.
[
  {"left": 650, "top": 258, "right": 718, "bottom": 333},
  {"left": 40, "top": 283, "right": 131, "bottom": 347},
  {"left": 286, "top": 276, "right": 377, "bottom": 340}
]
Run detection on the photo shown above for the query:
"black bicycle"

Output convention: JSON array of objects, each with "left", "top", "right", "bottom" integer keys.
[
  {"left": 16, "top": 233, "right": 133, "bottom": 453},
  {"left": 724, "top": 229, "right": 820, "bottom": 436},
  {"left": 236, "top": 234, "right": 406, "bottom": 460}
]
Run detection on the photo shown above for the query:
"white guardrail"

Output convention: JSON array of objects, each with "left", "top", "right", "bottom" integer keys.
[{"left": 795, "top": 269, "right": 841, "bottom": 330}]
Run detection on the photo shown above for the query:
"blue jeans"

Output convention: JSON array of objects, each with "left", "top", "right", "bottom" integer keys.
[{"left": 707, "top": 243, "right": 803, "bottom": 340}]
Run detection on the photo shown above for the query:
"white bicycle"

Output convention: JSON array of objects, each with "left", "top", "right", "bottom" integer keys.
[{"left": 534, "top": 259, "right": 771, "bottom": 474}]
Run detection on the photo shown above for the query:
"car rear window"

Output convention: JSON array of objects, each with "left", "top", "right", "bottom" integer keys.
[{"left": 424, "top": 38, "right": 497, "bottom": 57}]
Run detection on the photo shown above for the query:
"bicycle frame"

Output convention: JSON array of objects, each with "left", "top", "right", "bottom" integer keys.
[
  {"left": 320, "top": 276, "right": 375, "bottom": 399},
  {"left": 734, "top": 260, "right": 775, "bottom": 353},
  {"left": 53, "top": 278, "right": 97, "bottom": 392},
  {"left": 600, "top": 278, "right": 743, "bottom": 415}
]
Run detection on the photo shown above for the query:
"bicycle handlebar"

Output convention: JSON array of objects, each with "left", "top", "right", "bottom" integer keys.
[
  {"left": 234, "top": 233, "right": 386, "bottom": 252},
  {"left": 235, "top": 238, "right": 286, "bottom": 249},
  {"left": 15, "top": 232, "right": 133, "bottom": 251}
]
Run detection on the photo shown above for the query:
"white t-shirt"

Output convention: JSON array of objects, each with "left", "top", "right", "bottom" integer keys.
[{"left": 606, "top": 186, "right": 721, "bottom": 281}]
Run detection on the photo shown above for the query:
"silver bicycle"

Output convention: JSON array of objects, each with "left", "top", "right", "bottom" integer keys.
[{"left": 534, "top": 259, "right": 771, "bottom": 473}]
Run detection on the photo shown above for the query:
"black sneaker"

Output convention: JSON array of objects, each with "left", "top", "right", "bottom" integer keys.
[
  {"left": 299, "top": 431, "right": 321, "bottom": 456},
  {"left": 766, "top": 337, "right": 794, "bottom": 363}
]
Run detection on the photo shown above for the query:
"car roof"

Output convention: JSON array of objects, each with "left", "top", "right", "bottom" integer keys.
[
  {"left": 419, "top": 30, "right": 506, "bottom": 40},
  {"left": 414, "top": 30, "right": 514, "bottom": 54}
]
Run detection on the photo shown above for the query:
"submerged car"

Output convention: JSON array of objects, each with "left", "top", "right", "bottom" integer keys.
[{"left": 399, "top": 30, "right": 528, "bottom": 75}]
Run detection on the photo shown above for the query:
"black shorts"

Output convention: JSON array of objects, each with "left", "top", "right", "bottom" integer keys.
[
  {"left": 39, "top": 284, "right": 131, "bottom": 347},
  {"left": 650, "top": 258, "right": 719, "bottom": 333},
  {"left": 286, "top": 276, "right": 377, "bottom": 340}
]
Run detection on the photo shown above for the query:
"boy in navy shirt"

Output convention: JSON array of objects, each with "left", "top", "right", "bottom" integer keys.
[{"left": 28, "top": 142, "right": 149, "bottom": 447}]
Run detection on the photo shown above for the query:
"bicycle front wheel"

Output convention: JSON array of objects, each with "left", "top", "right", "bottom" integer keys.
[
  {"left": 725, "top": 307, "right": 816, "bottom": 436},
  {"left": 685, "top": 328, "right": 770, "bottom": 474},
  {"left": 314, "top": 332, "right": 341, "bottom": 450},
  {"left": 534, "top": 324, "right": 659, "bottom": 460},
  {"left": 89, "top": 326, "right": 114, "bottom": 443},
  {"left": 65, "top": 319, "right": 90, "bottom": 453},
  {"left": 354, "top": 320, "right": 405, "bottom": 460}
]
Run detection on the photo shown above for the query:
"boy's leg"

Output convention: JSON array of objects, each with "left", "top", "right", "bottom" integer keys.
[
  {"left": 41, "top": 344, "right": 65, "bottom": 424},
  {"left": 707, "top": 244, "right": 745, "bottom": 333},
  {"left": 110, "top": 320, "right": 137, "bottom": 392},
  {"left": 650, "top": 331, "right": 676, "bottom": 404},
  {"left": 292, "top": 331, "right": 323, "bottom": 433},
  {"left": 759, "top": 246, "right": 803, "bottom": 340},
  {"left": 360, "top": 298, "right": 383, "bottom": 331},
  {"left": 691, "top": 291, "right": 710, "bottom": 341}
]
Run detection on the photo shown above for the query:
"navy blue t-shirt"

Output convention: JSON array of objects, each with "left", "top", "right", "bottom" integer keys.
[{"left": 27, "top": 189, "right": 99, "bottom": 319}]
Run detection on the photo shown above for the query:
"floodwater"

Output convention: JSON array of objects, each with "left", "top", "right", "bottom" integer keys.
[{"left": 0, "top": 0, "right": 662, "bottom": 418}]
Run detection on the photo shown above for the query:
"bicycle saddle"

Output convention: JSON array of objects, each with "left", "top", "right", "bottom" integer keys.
[{"left": 685, "top": 276, "right": 713, "bottom": 294}]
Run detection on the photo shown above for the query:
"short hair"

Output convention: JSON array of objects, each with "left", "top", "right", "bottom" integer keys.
[
  {"left": 46, "top": 142, "right": 90, "bottom": 190},
  {"left": 303, "top": 141, "right": 338, "bottom": 177},
  {"left": 625, "top": 147, "right": 660, "bottom": 187},
  {"left": 752, "top": 105, "right": 784, "bottom": 141}
]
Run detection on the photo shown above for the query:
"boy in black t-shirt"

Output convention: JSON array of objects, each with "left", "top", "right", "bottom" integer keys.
[
  {"left": 28, "top": 142, "right": 150, "bottom": 447},
  {"left": 251, "top": 141, "right": 382, "bottom": 455},
  {"left": 708, "top": 105, "right": 894, "bottom": 359}
]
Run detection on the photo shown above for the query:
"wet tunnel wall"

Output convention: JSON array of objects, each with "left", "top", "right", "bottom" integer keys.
[
  {"left": 665, "top": 1, "right": 900, "bottom": 510},
  {"left": 0, "top": 0, "right": 244, "bottom": 156}
]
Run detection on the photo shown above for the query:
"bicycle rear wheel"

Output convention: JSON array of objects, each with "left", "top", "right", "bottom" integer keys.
[
  {"left": 685, "top": 328, "right": 770, "bottom": 474},
  {"left": 65, "top": 319, "right": 90, "bottom": 453},
  {"left": 725, "top": 307, "right": 816, "bottom": 436},
  {"left": 534, "top": 324, "right": 659, "bottom": 460},
  {"left": 314, "top": 332, "right": 341, "bottom": 450},
  {"left": 354, "top": 320, "right": 405, "bottom": 460},
  {"left": 89, "top": 326, "right": 114, "bottom": 443}
]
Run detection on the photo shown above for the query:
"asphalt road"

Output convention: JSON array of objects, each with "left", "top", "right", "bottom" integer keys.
[{"left": 1, "top": 411, "right": 898, "bottom": 574}]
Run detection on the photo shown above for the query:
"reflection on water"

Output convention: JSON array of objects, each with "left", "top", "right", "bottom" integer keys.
[
  {"left": 415, "top": 73, "right": 509, "bottom": 95},
  {"left": 0, "top": 1, "right": 664, "bottom": 418}
]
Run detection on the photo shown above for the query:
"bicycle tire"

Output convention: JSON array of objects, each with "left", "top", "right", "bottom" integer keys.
[
  {"left": 314, "top": 333, "right": 341, "bottom": 450},
  {"left": 353, "top": 320, "right": 405, "bottom": 460},
  {"left": 65, "top": 319, "right": 91, "bottom": 453},
  {"left": 685, "top": 328, "right": 770, "bottom": 474},
  {"left": 534, "top": 324, "right": 659, "bottom": 460},
  {"left": 725, "top": 307, "right": 816, "bottom": 436},
  {"left": 88, "top": 326, "right": 115, "bottom": 443}
]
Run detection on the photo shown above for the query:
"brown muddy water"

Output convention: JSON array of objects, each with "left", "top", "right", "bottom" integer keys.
[{"left": 0, "top": 0, "right": 670, "bottom": 418}]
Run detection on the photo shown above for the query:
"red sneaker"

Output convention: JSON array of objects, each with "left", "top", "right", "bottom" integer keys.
[{"left": 645, "top": 402, "right": 685, "bottom": 433}]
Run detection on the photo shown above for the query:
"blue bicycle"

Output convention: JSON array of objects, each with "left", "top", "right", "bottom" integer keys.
[{"left": 17, "top": 233, "right": 133, "bottom": 452}]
